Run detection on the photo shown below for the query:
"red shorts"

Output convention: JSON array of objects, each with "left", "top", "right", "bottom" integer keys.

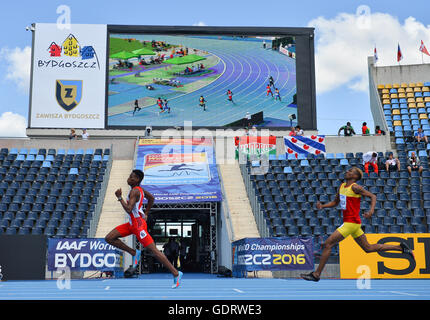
[{"left": 115, "top": 219, "right": 154, "bottom": 247}]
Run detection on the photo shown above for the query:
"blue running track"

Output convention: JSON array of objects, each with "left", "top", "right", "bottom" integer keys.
[{"left": 1, "top": 274, "right": 429, "bottom": 300}]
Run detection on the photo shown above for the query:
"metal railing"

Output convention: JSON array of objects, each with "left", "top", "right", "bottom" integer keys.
[
  {"left": 239, "top": 160, "right": 270, "bottom": 238},
  {"left": 88, "top": 144, "right": 114, "bottom": 237},
  {"left": 217, "top": 163, "right": 235, "bottom": 242}
]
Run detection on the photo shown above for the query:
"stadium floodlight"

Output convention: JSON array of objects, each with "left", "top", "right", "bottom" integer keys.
[
  {"left": 25, "top": 24, "right": 35, "bottom": 32},
  {"left": 288, "top": 113, "right": 296, "bottom": 127}
]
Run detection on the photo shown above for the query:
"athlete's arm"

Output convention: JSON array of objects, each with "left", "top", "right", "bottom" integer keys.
[
  {"left": 316, "top": 192, "right": 340, "bottom": 209},
  {"left": 143, "top": 189, "right": 155, "bottom": 218},
  {"left": 351, "top": 184, "right": 376, "bottom": 219},
  {"left": 115, "top": 188, "right": 140, "bottom": 214}
]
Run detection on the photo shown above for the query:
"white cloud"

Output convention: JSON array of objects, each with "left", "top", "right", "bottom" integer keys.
[
  {"left": 193, "top": 21, "right": 207, "bottom": 27},
  {"left": 0, "top": 112, "right": 27, "bottom": 137},
  {"left": 0, "top": 46, "right": 32, "bottom": 92},
  {"left": 308, "top": 12, "right": 430, "bottom": 94}
]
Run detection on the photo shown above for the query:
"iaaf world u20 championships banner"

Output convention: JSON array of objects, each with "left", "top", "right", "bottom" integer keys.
[
  {"left": 284, "top": 135, "right": 326, "bottom": 158},
  {"left": 136, "top": 138, "right": 222, "bottom": 203},
  {"left": 232, "top": 237, "right": 314, "bottom": 273},
  {"left": 47, "top": 238, "right": 123, "bottom": 271}
]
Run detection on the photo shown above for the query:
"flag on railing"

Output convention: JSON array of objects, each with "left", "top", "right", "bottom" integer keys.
[
  {"left": 284, "top": 135, "right": 326, "bottom": 158},
  {"left": 397, "top": 43, "right": 403, "bottom": 62},
  {"left": 419, "top": 40, "right": 430, "bottom": 56}
]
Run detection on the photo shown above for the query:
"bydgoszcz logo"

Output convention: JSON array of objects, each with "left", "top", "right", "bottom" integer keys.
[
  {"left": 55, "top": 80, "right": 83, "bottom": 111},
  {"left": 38, "top": 33, "right": 100, "bottom": 69}
]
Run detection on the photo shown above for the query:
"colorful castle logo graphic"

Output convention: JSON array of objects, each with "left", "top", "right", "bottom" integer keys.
[{"left": 47, "top": 34, "right": 97, "bottom": 60}]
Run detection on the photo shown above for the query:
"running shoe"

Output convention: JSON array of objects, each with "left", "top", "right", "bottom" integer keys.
[
  {"left": 401, "top": 242, "right": 415, "bottom": 260},
  {"left": 172, "top": 271, "right": 183, "bottom": 289},
  {"left": 300, "top": 272, "right": 320, "bottom": 282},
  {"left": 132, "top": 249, "right": 141, "bottom": 268}
]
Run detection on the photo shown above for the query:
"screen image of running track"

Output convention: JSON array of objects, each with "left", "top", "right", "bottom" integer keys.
[{"left": 107, "top": 33, "right": 297, "bottom": 128}]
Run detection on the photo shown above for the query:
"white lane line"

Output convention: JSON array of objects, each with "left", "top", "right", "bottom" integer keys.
[
  {"left": 379, "top": 290, "right": 419, "bottom": 296},
  {"left": 233, "top": 288, "right": 244, "bottom": 293}
]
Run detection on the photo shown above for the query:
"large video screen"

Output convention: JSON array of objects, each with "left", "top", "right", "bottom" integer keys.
[{"left": 107, "top": 33, "right": 298, "bottom": 128}]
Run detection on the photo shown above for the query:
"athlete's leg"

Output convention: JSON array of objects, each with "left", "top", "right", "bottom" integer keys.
[
  {"left": 354, "top": 234, "right": 401, "bottom": 253},
  {"left": 145, "top": 242, "right": 179, "bottom": 277},
  {"left": 105, "top": 228, "right": 136, "bottom": 256},
  {"left": 314, "top": 230, "right": 344, "bottom": 278}
]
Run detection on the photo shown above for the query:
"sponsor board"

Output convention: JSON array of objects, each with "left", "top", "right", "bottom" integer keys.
[
  {"left": 30, "top": 23, "right": 106, "bottom": 128},
  {"left": 232, "top": 237, "right": 314, "bottom": 275},
  {"left": 339, "top": 233, "right": 430, "bottom": 279},
  {"left": 136, "top": 138, "right": 222, "bottom": 203},
  {"left": 47, "top": 238, "right": 123, "bottom": 271}
]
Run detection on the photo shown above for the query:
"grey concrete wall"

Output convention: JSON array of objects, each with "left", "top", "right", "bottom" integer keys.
[
  {"left": 368, "top": 56, "right": 389, "bottom": 132},
  {"left": 372, "top": 62, "right": 430, "bottom": 85},
  {"left": 26, "top": 128, "right": 319, "bottom": 140},
  {"left": 275, "top": 134, "right": 392, "bottom": 155},
  {"left": 324, "top": 134, "right": 392, "bottom": 154},
  {"left": 0, "top": 138, "right": 137, "bottom": 160}
]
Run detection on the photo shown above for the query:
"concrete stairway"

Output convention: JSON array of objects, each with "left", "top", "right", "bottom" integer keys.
[
  {"left": 219, "top": 162, "right": 260, "bottom": 240},
  {"left": 219, "top": 162, "right": 272, "bottom": 278},
  {"left": 94, "top": 160, "right": 134, "bottom": 238}
]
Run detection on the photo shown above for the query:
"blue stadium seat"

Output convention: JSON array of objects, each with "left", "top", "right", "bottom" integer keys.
[{"left": 416, "top": 225, "right": 428, "bottom": 233}]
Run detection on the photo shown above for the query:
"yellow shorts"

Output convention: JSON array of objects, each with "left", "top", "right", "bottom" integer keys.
[{"left": 337, "top": 222, "right": 364, "bottom": 239}]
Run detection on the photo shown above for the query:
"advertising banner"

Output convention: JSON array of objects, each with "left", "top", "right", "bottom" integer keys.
[
  {"left": 234, "top": 136, "right": 277, "bottom": 160},
  {"left": 232, "top": 237, "right": 314, "bottom": 275},
  {"left": 339, "top": 233, "right": 430, "bottom": 279},
  {"left": 47, "top": 238, "right": 123, "bottom": 271},
  {"left": 284, "top": 135, "right": 326, "bottom": 158},
  {"left": 136, "top": 138, "right": 222, "bottom": 203},
  {"left": 30, "top": 23, "right": 107, "bottom": 128}
]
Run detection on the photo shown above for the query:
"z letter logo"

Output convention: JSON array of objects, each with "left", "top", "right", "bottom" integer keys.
[{"left": 55, "top": 80, "right": 83, "bottom": 111}]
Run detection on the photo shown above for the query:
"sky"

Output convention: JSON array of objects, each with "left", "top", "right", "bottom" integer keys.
[{"left": 0, "top": 0, "right": 429, "bottom": 137}]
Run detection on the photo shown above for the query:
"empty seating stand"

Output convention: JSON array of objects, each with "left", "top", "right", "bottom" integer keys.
[
  {"left": 0, "top": 148, "right": 111, "bottom": 238},
  {"left": 243, "top": 150, "right": 430, "bottom": 257}
]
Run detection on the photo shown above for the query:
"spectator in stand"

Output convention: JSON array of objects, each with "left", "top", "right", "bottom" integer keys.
[
  {"left": 289, "top": 127, "right": 296, "bottom": 136},
  {"left": 385, "top": 153, "right": 400, "bottom": 172},
  {"left": 362, "top": 122, "right": 370, "bottom": 135},
  {"left": 362, "top": 151, "right": 378, "bottom": 175},
  {"left": 244, "top": 112, "right": 251, "bottom": 127},
  {"left": 69, "top": 129, "right": 77, "bottom": 140},
  {"left": 338, "top": 122, "right": 356, "bottom": 136},
  {"left": 374, "top": 125, "right": 385, "bottom": 136},
  {"left": 407, "top": 152, "right": 423, "bottom": 175},
  {"left": 81, "top": 129, "right": 89, "bottom": 140},
  {"left": 414, "top": 127, "right": 428, "bottom": 144},
  {"left": 295, "top": 126, "right": 304, "bottom": 136},
  {"left": 249, "top": 126, "right": 258, "bottom": 137}
]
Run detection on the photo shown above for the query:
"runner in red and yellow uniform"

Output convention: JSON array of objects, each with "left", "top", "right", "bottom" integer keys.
[
  {"left": 105, "top": 170, "right": 183, "bottom": 288},
  {"left": 301, "top": 167, "right": 414, "bottom": 282}
]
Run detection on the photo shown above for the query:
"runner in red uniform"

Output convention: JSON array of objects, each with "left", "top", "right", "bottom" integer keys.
[
  {"left": 266, "top": 84, "right": 273, "bottom": 97},
  {"left": 301, "top": 167, "right": 414, "bottom": 282},
  {"left": 157, "top": 97, "right": 163, "bottom": 110},
  {"left": 105, "top": 169, "right": 183, "bottom": 288},
  {"left": 227, "top": 89, "right": 233, "bottom": 103}
]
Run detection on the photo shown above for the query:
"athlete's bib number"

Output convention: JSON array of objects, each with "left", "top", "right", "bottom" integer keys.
[
  {"left": 139, "top": 230, "right": 147, "bottom": 239},
  {"left": 340, "top": 194, "right": 347, "bottom": 210}
]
